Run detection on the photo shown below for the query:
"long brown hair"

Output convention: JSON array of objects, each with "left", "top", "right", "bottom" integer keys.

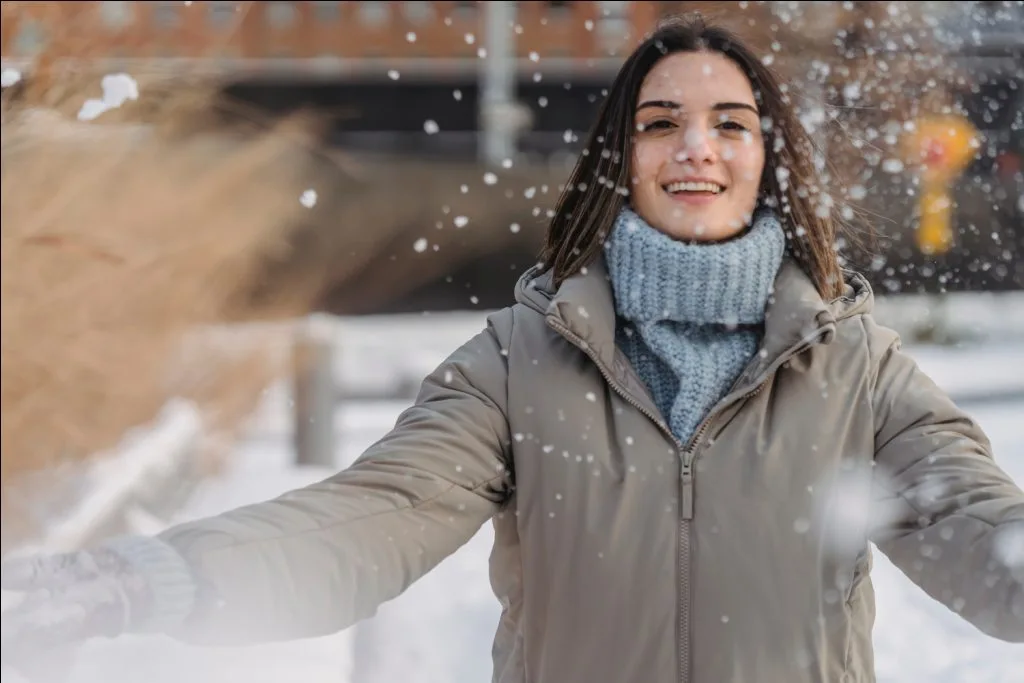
[{"left": 538, "top": 13, "right": 846, "bottom": 300}]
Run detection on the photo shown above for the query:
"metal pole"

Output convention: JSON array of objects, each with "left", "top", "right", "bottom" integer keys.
[
  {"left": 292, "top": 314, "right": 337, "bottom": 468},
  {"left": 480, "top": 1, "right": 517, "bottom": 167}
]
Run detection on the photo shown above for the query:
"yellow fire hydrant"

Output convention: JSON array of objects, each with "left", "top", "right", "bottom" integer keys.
[{"left": 902, "top": 115, "right": 980, "bottom": 256}]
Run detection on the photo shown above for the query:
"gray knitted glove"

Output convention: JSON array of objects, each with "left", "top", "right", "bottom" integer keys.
[{"left": 1, "top": 536, "right": 197, "bottom": 658}]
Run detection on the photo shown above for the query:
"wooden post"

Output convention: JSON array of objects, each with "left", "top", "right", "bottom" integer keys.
[{"left": 292, "top": 314, "right": 337, "bottom": 468}]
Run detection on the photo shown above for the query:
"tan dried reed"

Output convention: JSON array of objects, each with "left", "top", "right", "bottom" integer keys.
[{"left": 1, "top": 4, "right": 335, "bottom": 547}]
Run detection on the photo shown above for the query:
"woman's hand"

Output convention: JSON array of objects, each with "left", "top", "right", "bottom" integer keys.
[{"left": 1, "top": 547, "right": 149, "bottom": 655}]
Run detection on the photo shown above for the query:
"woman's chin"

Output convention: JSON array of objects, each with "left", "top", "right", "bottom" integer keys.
[{"left": 657, "top": 219, "right": 747, "bottom": 244}]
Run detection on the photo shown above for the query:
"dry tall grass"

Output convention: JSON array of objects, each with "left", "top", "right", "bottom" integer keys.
[{"left": 1, "top": 9, "right": 338, "bottom": 548}]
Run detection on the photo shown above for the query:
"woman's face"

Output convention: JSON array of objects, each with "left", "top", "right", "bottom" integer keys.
[{"left": 630, "top": 51, "right": 766, "bottom": 242}]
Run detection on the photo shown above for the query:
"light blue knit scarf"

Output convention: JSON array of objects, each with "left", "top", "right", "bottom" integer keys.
[{"left": 604, "top": 205, "right": 787, "bottom": 443}]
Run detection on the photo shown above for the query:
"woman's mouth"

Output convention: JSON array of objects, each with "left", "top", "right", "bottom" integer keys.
[{"left": 663, "top": 180, "right": 725, "bottom": 205}]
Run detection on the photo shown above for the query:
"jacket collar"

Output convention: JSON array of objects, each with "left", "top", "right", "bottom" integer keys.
[{"left": 515, "top": 255, "right": 875, "bottom": 397}]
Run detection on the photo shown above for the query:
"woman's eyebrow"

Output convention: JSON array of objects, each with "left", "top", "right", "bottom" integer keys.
[
  {"left": 712, "top": 101, "right": 759, "bottom": 115},
  {"left": 636, "top": 100, "right": 759, "bottom": 115},
  {"left": 636, "top": 99, "right": 680, "bottom": 111}
]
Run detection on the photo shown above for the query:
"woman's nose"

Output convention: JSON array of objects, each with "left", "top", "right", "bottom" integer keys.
[{"left": 674, "top": 125, "right": 717, "bottom": 165}]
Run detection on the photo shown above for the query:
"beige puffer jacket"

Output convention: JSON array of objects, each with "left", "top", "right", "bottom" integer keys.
[{"left": 159, "top": 258, "right": 1024, "bottom": 683}]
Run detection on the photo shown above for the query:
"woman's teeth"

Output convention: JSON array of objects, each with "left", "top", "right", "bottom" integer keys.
[{"left": 665, "top": 181, "right": 724, "bottom": 194}]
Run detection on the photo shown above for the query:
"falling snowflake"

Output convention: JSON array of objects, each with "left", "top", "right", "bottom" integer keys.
[
  {"left": 0, "top": 67, "right": 21, "bottom": 88},
  {"left": 993, "top": 525, "right": 1024, "bottom": 568},
  {"left": 413, "top": 238, "right": 428, "bottom": 253},
  {"left": 299, "top": 189, "right": 317, "bottom": 208},
  {"left": 77, "top": 73, "right": 139, "bottom": 122},
  {"left": 881, "top": 158, "right": 905, "bottom": 173}
]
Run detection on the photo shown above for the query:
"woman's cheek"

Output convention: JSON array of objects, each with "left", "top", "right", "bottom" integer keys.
[
  {"left": 731, "top": 145, "right": 765, "bottom": 184},
  {"left": 632, "top": 141, "right": 664, "bottom": 181}
]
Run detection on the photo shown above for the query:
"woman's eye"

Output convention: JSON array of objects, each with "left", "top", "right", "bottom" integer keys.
[
  {"left": 717, "top": 120, "right": 749, "bottom": 132},
  {"left": 639, "top": 119, "right": 674, "bottom": 132}
]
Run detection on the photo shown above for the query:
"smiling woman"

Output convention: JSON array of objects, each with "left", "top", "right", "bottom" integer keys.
[
  {"left": 630, "top": 51, "right": 766, "bottom": 242},
  {"left": 3, "top": 12, "right": 1023, "bottom": 683},
  {"left": 540, "top": 13, "right": 845, "bottom": 300}
]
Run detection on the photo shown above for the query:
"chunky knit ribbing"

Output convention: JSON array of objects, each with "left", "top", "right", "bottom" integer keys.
[
  {"left": 103, "top": 535, "right": 198, "bottom": 633},
  {"left": 605, "top": 206, "right": 786, "bottom": 443}
]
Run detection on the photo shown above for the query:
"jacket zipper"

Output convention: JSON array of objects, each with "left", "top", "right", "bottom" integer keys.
[
  {"left": 673, "top": 377, "right": 771, "bottom": 683},
  {"left": 547, "top": 317, "right": 830, "bottom": 683}
]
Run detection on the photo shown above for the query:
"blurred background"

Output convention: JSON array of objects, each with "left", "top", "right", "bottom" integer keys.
[{"left": 1, "top": 2, "right": 1022, "bottom": 683}]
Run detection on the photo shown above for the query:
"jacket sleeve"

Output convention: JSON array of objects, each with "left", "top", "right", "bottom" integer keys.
[
  {"left": 865, "top": 317, "right": 1024, "bottom": 642},
  {"left": 156, "top": 310, "right": 516, "bottom": 646}
]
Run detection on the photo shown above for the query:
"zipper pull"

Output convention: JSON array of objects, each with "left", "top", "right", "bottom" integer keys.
[{"left": 681, "top": 461, "right": 694, "bottom": 520}]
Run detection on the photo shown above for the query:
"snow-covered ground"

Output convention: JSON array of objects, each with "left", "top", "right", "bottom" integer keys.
[{"left": 5, "top": 311, "right": 1024, "bottom": 683}]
